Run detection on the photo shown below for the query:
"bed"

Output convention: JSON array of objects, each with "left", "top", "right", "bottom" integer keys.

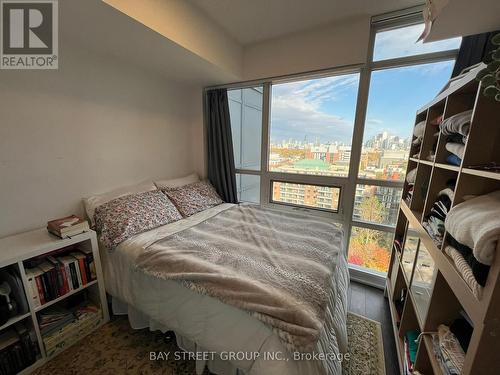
[{"left": 97, "top": 199, "right": 349, "bottom": 375}]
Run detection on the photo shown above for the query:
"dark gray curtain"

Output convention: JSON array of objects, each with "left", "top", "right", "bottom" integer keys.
[
  {"left": 452, "top": 30, "right": 499, "bottom": 77},
  {"left": 206, "top": 88, "right": 238, "bottom": 203}
]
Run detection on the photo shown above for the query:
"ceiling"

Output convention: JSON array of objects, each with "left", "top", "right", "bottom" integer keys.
[
  {"left": 60, "top": 0, "right": 239, "bottom": 85},
  {"left": 189, "top": 0, "right": 423, "bottom": 45}
]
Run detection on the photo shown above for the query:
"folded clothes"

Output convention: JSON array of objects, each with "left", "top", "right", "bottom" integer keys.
[
  {"left": 440, "top": 110, "right": 473, "bottom": 137},
  {"left": 406, "top": 167, "right": 417, "bottom": 184},
  {"left": 414, "top": 120, "right": 426, "bottom": 138},
  {"left": 445, "top": 142, "right": 465, "bottom": 159},
  {"left": 445, "top": 189, "right": 500, "bottom": 266},
  {"left": 446, "top": 133, "right": 466, "bottom": 144},
  {"left": 438, "top": 324, "right": 465, "bottom": 374},
  {"left": 431, "top": 114, "right": 443, "bottom": 125},
  {"left": 447, "top": 236, "right": 490, "bottom": 287},
  {"left": 445, "top": 246, "right": 483, "bottom": 299},
  {"left": 438, "top": 188, "right": 454, "bottom": 204},
  {"left": 446, "top": 154, "right": 462, "bottom": 166}
]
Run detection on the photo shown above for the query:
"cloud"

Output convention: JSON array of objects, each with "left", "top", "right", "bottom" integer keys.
[
  {"left": 374, "top": 24, "right": 461, "bottom": 61},
  {"left": 270, "top": 74, "right": 359, "bottom": 143},
  {"left": 366, "top": 118, "right": 383, "bottom": 125}
]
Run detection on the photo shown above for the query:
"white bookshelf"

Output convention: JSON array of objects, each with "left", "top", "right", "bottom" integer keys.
[{"left": 0, "top": 229, "right": 109, "bottom": 374}]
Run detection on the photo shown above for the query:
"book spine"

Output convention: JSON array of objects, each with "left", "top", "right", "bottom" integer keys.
[
  {"left": 59, "top": 265, "right": 69, "bottom": 295},
  {"left": 64, "top": 263, "right": 73, "bottom": 291},
  {"left": 26, "top": 273, "right": 41, "bottom": 308},
  {"left": 77, "top": 258, "right": 87, "bottom": 285},
  {"left": 69, "top": 263, "right": 79, "bottom": 289},
  {"left": 41, "top": 272, "right": 51, "bottom": 302},
  {"left": 49, "top": 268, "right": 58, "bottom": 298},
  {"left": 73, "top": 260, "right": 83, "bottom": 287},
  {"left": 35, "top": 276, "right": 45, "bottom": 305}
]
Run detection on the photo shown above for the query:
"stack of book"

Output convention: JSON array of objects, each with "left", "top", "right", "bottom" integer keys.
[
  {"left": 24, "top": 249, "right": 96, "bottom": 308},
  {"left": 41, "top": 302, "right": 101, "bottom": 358},
  {"left": 0, "top": 323, "right": 38, "bottom": 374},
  {"left": 47, "top": 215, "right": 89, "bottom": 239}
]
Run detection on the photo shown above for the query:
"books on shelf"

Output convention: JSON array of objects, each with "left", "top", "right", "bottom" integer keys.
[
  {"left": 25, "top": 250, "right": 96, "bottom": 308},
  {"left": 0, "top": 322, "right": 38, "bottom": 375},
  {"left": 40, "top": 303, "right": 101, "bottom": 358},
  {"left": 46, "top": 215, "right": 89, "bottom": 239}
]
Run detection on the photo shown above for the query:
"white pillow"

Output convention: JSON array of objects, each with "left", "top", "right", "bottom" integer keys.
[
  {"left": 83, "top": 180, "right": 156, "bottom": 227},
  {"left": 154, "top": 173, "right": 199, "bottom": 190}
]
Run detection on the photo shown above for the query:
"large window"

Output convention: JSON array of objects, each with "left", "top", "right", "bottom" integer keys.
[
  {"left": 269, "top": 74, "right": 360, "bottom": 178},
  {"left": 224, "top": 13, "right": 461, "bottom": 283},
  {"left": 348, "top": 20, "right": 459, "bottom": 274},
  {"left": 358, "top": 60, "right": 455, "bottom": 182}
]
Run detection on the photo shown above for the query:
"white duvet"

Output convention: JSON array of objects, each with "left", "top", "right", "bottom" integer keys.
[{"left": 100, "top": 204, "right": 349, "bottom": 375}]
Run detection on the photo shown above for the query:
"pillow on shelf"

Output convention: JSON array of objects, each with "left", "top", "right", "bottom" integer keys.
[
  {"left": 83, "top": 180, "right": 156, "bottom": 227},
  {"left": 94, "top": 190, "right": 182, "bottom": 250},
  {"left": 163, "top": 181, "right": 223, "bottom": 217},
  {"left": 154, "top": 173, "right": 199, "bottom": 190}
]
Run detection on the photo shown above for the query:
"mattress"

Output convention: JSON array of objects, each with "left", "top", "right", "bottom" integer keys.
[{"left": 100, "top": 203, "right": 349, "bottom": 375}]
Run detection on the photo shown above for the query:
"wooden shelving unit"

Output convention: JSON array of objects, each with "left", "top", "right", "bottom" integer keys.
[
  {"left": 0, "top": 230, "right": 110, "bottom": 374},
  {"left": 386, "top": 65, "right": 500, "bottom": 375}
]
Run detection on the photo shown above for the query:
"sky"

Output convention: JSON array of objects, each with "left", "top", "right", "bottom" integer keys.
[{"left": 269, "top": 24, "right": 461, "bottom": 145}]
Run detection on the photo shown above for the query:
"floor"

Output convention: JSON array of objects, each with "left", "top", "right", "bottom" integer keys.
[{"left": 348, "top": 281, "right": 399, "bottom": 375}]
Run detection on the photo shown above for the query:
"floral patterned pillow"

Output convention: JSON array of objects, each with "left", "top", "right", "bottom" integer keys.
[
  {"left": 95, "top": 190, "right": 182, "bottom": 250},
  {"left": 163, "top": 181, "right": 223, "bottom": 217}
]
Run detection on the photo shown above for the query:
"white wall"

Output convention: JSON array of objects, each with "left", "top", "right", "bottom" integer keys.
[
  {"left": 243, "top": 16, "right": 370, "bottom": 80},
  {"left": 0, "top": 45, "right": 204, "bottom": 238}
]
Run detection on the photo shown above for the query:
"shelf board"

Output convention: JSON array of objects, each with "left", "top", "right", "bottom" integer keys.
[
  {"left": 385, "top": 281, "right": 405, "bottom": 375},
  {"left": 422, "top": 335, "right": 443, "bottom": 375},
  {"left": 0, "top": 312, "right": 31, "bottom": 331},
  {"left": 462, "top": 168, "right": 500, "bottom": 181},
  {"left": 35, "top": 280, "right": 98, "bottom": 312},
  {"left": 410, "top": 157, "right": 419, "bottom": 163},
  {"left": 419, "top": 160, "right": 434, "bottom": 167},
  {"left": 399, "top": 200, "right": 483, "bottom": 324},
  {"left": 434, "top": 163, "right": 460, "bottom": 172}
]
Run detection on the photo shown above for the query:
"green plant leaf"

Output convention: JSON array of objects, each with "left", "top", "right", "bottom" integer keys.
[
  {"left": 487, "top": 60, "right": 500, "bottom": 72},
  {"left": 481, "top": 74, "right": 497, "bottom": 86},
  {"left": 484, "top": 85, "right": 499, "bottom": 97},
  {"left": 476, "top": 68, "right": 490, "bottom": 81},
  {"left": 492, "top": 33, "right": 500, "bottom": 46}
]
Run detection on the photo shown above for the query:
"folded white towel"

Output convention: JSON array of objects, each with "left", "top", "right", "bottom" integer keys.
[
  {"left": 445, "top": 142, "right": 465, "bottom": 159},
  {"left": 445, "top": 189, "right": 500, "bottom": 265}
]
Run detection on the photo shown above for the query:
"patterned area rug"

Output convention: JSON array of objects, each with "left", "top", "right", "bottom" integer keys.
[
  {"left": 343, "top": 312, "right": 386, "bottom": 375},
  {"left": 34, "top": 312, "right": 385, "bottom": 375}
]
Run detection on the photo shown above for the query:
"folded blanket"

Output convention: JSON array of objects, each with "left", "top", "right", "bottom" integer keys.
[
  {"left": 447, "top": 236, "right": 490, "bottom": 286},
  {"left": 445, "top": 142, "right": 465, "bottom": 159},
  {"left": 440, "top": 110, "right": 473, "bottom": 137},
  {"left": 135, "top": 205, "right": 343, "bottom": 352},
  {"left": 445, "top": 246, "right": 483, "bottom": 299},
  {"left": 445, "top": 189, "right": 500, "bottom": 265}
]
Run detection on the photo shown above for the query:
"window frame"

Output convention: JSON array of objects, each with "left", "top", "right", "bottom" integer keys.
[{"left": 207, "top": 8, "right": 460, "bottom": 286}]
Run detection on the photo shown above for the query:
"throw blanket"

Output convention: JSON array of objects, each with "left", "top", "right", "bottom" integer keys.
[
  {"left": 445, "top": 189, "right": 500, "bottom": 265},
  {"left": 135, "top": 205, "right": 343, "bottom": 352}
]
